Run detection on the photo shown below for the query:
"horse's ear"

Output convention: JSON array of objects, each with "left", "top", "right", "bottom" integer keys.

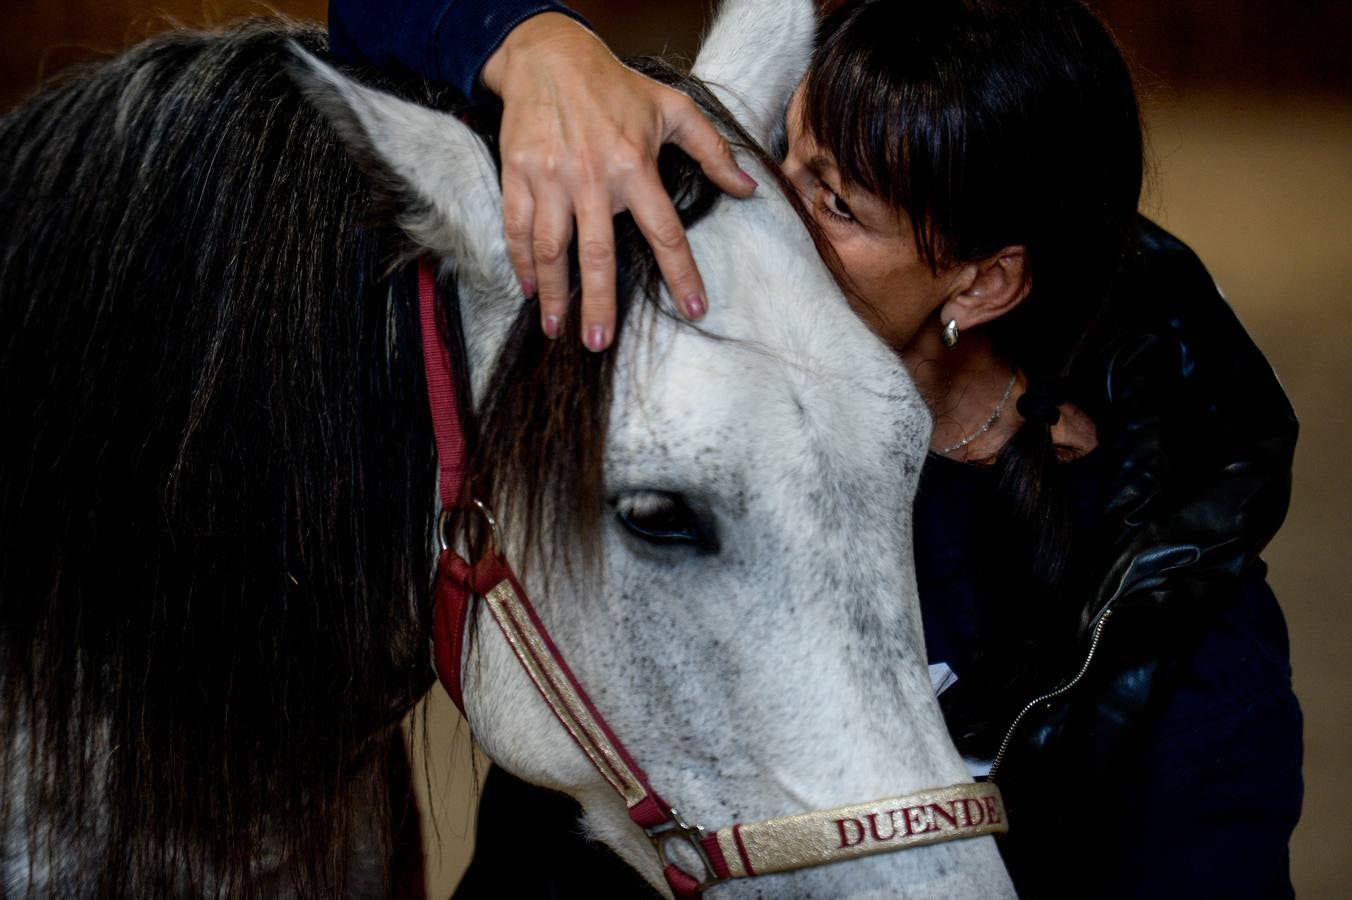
[
  {"left": 288, "top": 46, "right": 521, "bottom": 382},
  {"left": 691, "top": 0, "right": 817, "bottom": 147}
]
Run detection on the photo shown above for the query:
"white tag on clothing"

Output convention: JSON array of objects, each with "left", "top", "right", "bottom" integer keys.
[
  {"left": 928, "top": 661, "right": 959, "bottom": 696},
  {"left": 964, "top": 756, "right": 993, "bottom": 778}
]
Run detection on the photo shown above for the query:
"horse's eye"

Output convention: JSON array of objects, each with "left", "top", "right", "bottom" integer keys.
[{"left": 613, "top": 491, "right": 718, "bottom": 554}]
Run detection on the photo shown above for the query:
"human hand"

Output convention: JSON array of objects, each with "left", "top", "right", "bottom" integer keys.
[{"left": 481, "top": 13, "right": 758, "bottom": 351}]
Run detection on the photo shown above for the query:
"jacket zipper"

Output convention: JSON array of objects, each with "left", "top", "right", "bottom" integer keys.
[{"left": 987, "top": 609, "right": 1114, "bottom": 782}]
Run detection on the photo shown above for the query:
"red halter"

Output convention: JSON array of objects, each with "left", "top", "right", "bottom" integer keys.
[{"left": 417, "top": 259, "right": 1006, "bottom": 896}]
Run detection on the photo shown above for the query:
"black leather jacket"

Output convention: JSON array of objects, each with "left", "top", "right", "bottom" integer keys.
[{"left": 990, "top": 217, "right": 1301, "bottom": 896}]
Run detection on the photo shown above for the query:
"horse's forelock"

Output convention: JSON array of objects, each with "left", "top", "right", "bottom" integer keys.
[{"left": 461, "top": 57, "right": 814, "bottom": 582}]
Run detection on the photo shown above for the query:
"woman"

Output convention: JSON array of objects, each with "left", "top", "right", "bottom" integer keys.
[{"left": 329, "top": 1, "right": 1303, "bottom": 895}]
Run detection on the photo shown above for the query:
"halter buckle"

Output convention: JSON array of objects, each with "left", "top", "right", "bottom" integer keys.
[{"left": 646, "top": 806, "right": 725, "bottom": 892}]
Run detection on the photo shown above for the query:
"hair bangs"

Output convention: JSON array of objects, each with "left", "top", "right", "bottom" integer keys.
[{"left": 801, "top": 3, "right": 973, "bottom": 271}]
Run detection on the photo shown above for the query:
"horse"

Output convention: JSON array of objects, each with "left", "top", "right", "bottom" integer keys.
[{"left": 0, "top": 0, "right": 1015, "bottom": 895}]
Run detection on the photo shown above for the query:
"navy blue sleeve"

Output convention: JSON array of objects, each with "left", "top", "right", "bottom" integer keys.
[
  {"left": 1115, "top": 570, "right": 1303, "bottom": 898},
  {"left": 327, "top": 0, "right": 589, "bottom": 100}
]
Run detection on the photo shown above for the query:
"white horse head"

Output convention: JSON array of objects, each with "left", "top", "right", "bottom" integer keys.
[{"left": 298, "top": 1, "right": 1014, "bottom": 895}]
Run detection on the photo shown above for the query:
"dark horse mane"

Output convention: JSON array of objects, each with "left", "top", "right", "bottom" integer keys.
[{"left": 0, "top": 20, "right": 763, "bottom": 897}]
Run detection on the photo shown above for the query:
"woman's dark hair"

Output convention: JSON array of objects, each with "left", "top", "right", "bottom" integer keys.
[{"left": 801, "top": 0, "right": 1145, "bottom": 751}]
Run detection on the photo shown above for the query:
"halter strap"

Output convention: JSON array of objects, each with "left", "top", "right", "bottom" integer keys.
[
  {"left": 418, "top": 259, "right": 670, "bottom": 826},
  {"left": 420, "top": 258, "right": 474, "bottom": 714},
  {"left": 419, "top": 259, "right": 467, "bottom": 515},
  {"left": 416, "top": 260, "right": 1007, "bottom": 896}
]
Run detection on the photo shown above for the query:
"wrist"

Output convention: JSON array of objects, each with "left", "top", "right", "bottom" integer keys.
[{"left": 481, "top": 12, "right": 585, "bottom": 97}]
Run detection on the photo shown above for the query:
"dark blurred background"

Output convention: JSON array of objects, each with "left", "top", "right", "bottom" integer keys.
[
  {"left": 4, "top": 1, "right": 1349, "bottom": 896},
  {"left": 3, "top": 0, "right": 1350, "bottom": 110}
]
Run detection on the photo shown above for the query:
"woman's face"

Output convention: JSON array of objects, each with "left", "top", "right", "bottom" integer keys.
[{"left": 781, "top": 87, "right": 959, "bottom": 353}]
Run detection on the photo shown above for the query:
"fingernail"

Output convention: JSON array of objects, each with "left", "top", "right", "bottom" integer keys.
[
  {"left": 586, "top": 325, "right": 607, "bottom": 351},
  {"left": 543, "top": 315, "right": 561, "bottom": 339},
  {"left": 739, "top": 170, "right": 758, "bottom": 190},
  {"left": 685, "top": 294, "right": 706, "bottom": 318},
  {"left": 521, "top": 278, "right": 536, "bottom": 299}
]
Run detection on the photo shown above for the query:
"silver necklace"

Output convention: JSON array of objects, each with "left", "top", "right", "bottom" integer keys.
[{"left": 935, "top": 373, "right": 1019, "bottom": 455}]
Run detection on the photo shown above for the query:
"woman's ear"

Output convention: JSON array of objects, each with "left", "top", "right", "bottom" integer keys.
[{"left": 938, "top": 246, "right": 1030, "bottom": 331}]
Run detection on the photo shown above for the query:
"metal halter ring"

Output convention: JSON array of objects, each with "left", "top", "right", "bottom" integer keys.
[
  {"left": 646, "top": 807, "right": 726, "bottom": 893},
  {"left": 436, "top": 499, "right": 501, "bottom": 555}
]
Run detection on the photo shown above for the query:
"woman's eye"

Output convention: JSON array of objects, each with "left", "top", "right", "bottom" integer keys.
[
  {"left": 828, "top": 191, "right": 854, "bottom": 220},
  {"left": 613, "top": 491, "right": 718, "bottom": 554},
  {"left": 817, "top": 183, "right": 856, "bottom": 224}
]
